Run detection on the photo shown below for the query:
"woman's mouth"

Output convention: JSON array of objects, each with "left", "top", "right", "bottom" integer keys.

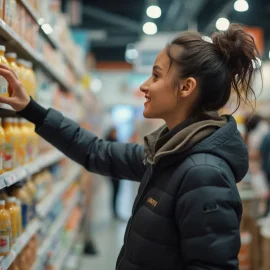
[{"left": 144, "top": 96, "right": 151, "bottom": 105}]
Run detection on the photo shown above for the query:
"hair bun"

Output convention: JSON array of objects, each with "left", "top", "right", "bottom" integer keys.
[{"left": 212, "top": 23, "right": 258, "bottom": 70}]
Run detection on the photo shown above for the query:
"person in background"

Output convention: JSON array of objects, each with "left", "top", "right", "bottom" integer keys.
[
  {"left": 0, "top": 24, "right": 261, "bottom": 269},
  {"left": 105, "top": 127, "right": 121, "bottom": 220}
]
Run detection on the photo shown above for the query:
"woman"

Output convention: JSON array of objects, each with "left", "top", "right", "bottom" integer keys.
[{"left": 0, "top": 24, "right": 260, "bottom": 269}]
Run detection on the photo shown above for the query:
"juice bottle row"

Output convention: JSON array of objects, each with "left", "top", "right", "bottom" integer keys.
[
  {"left": 0, "top": 117, "right": 39, "bottom": 173},
  {"left": 0, "top": 45, "right": 37, "bottom": 99},
  {"left": 0, "top": 178, "right": 36, "bottom": 256}
]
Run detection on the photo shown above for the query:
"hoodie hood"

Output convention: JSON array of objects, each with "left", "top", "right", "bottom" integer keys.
[{"left": 144, "top": 115, "right": 248, "bottom": 182}]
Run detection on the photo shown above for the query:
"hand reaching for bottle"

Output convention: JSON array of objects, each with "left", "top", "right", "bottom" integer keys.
[{"left": 0, "top": 63, "right": 30, "bottom": 111}]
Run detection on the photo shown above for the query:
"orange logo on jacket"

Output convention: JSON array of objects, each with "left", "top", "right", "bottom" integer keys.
[{"left": 147, "top": 197, "right": 158, "bottom": 207}]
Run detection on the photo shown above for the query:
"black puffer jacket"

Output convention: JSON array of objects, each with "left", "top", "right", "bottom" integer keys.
[{"left": 19, "top": 101, "right": 248, "bottom": 270}]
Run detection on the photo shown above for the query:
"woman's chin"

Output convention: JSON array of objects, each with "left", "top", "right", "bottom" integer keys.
[{"left": 143, "top": 109, "right": 157, "bottom": 119}]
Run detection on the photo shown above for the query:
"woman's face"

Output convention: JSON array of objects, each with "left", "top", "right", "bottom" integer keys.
[{"left": 140, "top": 48, "right": 181, "bottom": 120}]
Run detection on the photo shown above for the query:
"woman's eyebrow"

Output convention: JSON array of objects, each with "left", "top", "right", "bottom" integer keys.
[{"left": 153, "top": 65, "right": 163, "bottom": 71}]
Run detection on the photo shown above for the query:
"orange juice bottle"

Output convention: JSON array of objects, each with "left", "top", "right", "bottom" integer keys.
[
  {"left": 26, "top": 122, "right": 37, "bottom": 161},
  {"left": 6, "top": 197, "right": 17, "bottom": 244},
  {"left": 18, "top": 119, "right": 29, "bottom": 164},
  {"left": 0, "top": 118, "right": 5, "bottom": 174},
  {"left": 8, "top": 197, "right": 20, "bottom": 238},
  {"left": 0, "top": 200, "right": 11, "bottom": 256},
  {"left": 17, "top": 59, "right": 28, "bottom": 95},
  {"left": 12, "top": 118, "right": 22, "bottom": 166},
  {"left": 6, "top": 52, "right": 19, "bottom": 77},
  {"left": 24, "top": 61, "right": 37, "bottom": 100},
  {"left": 3, "top": 118, "right": 16, "bottom": 171},
  {"left": 0, "top": 46, "right": 9, "bottom": 98},
  {"left": 14, "top": 198, "right": 22, "bottom": 237},
  {"left": 0, "top": 1, "right": 4, "bottom": 19}
]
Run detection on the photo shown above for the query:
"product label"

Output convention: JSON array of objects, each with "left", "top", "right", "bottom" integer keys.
[
  {"left": 0, "top": 234, "right": 10, "bottom": 253},
  {"left": 0, "top": 146, "right": 4, "bottom": 171},
  {"left": 0, "top": 85, "right": 7, "bottom": 94},
  {"left": 4, "top": 143, "right": 14, "bottom": 170}
]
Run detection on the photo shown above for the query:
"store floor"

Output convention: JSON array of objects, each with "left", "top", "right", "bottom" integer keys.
[
  {"left": 80, "top": 175, "right": 139, "bottom": 270},
  {"left": 80, "top": 219, "right": 127, "bottom": 270}
]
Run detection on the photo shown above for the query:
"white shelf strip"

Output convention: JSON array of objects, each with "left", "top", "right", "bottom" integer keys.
[
  {"left": 0, "top": 220, "right": 40, "bottom": 270},
  {"left": 37, "top": 193, "right": 79, "bottom": 261},
  {"left": 0, "top": 149, "right": 64, "bottom": 188},
  {"left": 36, "top": 166, "right": 81, "bottom": 219}
]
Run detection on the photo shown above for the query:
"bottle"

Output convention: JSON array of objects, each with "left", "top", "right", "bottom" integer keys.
[
  {"left": 17, "top": 59, "right": 28, "bottom": 95},
  {"left": 0, "top": 118, "right": 5, "bottom": 174},
  {"left": 12, "top": 118, "right": 22, "bottom": 166},
  {"left": 18, "top": 119, "right": 29, "bottom": 164},
  {"left": 6, "top": 52, "right": 19, "bottom": 78},
  {"left": 0, "top": 200, "right": 11, "bottom": 256},
  {"left": 0, "top": 46, "right": 9, "bottom": 97},
  {"left": 26, "top": 178, "right": 36, "bottom": 219},
  {"left": 3, "top": 118, "right": 16, "bottom": 171},
  {"left": 24, "top": 61, "right": 37, "bottom": 100},
  {"left": 10, "top": 183, "right": 30, "bottom": 231},
  {"left": 14, "top": 198, "right": 22, "bottom": 237},
  {"left": 6, "top": 197, "right": 18, "bottom": 244}
]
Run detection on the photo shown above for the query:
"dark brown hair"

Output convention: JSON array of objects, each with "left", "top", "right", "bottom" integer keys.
[{"left": 167, "top": 23, "right": 261, "bottom": 114}]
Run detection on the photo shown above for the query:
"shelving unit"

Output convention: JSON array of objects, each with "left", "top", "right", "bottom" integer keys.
[
  {"left": 18, "top": 0, "right": 85, "bottom": 80},
  {"left": 0, "top": 149, "right": 64, "bottom": 188},
  {"left": 0, "top": 220, "right": 40, "bottom": 270},
  {"left": 33, "top": 192, "right": 79, "bottom": 270},
  {"left": 36, "top": 166, "right": 81, "bottom": 218}
]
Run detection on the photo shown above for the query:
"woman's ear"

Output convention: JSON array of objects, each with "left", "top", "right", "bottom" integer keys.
[{"left": 179, "top": 77, "right": 197, "bottom": 98}]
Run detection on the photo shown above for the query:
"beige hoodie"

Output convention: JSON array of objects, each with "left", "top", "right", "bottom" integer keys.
[{"left": 144, "top": 114, "right": 228, "bottom": 165}]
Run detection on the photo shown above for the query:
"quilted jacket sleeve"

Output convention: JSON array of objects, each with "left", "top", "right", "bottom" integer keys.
[
  {"left": 175, "top": 165, "right": 242, "bottom": 270},
  {"left": 36, "top": 108, "right": 145, "bottom": 181}
]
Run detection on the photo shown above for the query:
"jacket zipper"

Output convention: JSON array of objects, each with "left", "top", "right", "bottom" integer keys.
[{"left": 116, "top": 165, "right": 153, "bottom": 270}]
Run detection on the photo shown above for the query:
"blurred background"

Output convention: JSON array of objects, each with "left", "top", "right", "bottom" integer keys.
[{"left": 0, "top": 0, "right": 269, "bottom": 270}]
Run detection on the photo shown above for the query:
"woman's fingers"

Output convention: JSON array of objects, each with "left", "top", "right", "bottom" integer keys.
[{"left": 0, "top": 63, "right": 18, "bottom": 79}]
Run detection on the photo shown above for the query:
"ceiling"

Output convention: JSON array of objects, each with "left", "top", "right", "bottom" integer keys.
[{"left": 63, "top": 0, "right": 270, "bottom": 62}]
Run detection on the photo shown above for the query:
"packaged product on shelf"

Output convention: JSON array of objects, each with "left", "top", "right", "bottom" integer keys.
[
  {"left": 25, "top": 178, "right": 37, "bottom": 220},
  {"left": 9, "top": 182, "right": 30, "bottom": 231},
  {"left": 0, "top": 46, "right": 10, "bottom": 97},
  {"left": 18, "top": 4, "right": 26, "bottom": 38},
  {"left": 6, "top": 52, "right": 19, "bottom": 77},
  {"left": 0, "top": 189, "right": 8, "bottom": 200},
  {"left": 3, "top": 0, "right": 11, "bottom": 25},
  {"left": 17, "top": 59, "right": 29, "bottom": 96},
  {"left": 24, "top": 61, "right": 37, "bottom": 99},
  {"left": 19, "top": 118, "right": 30, "bottom": 164},
  {"left": 0, "top": 200, "right": 11, "bottom": 256},
  {"left": 5, "top": 197, "right": 18, "bottom": 244},
  {"left": 12, "top": 118, "right": 23, "bottom": 166},
  {"left": 10, "top": 0, "right": 17, "bottom": 31},
  {"left": 15, "top": 198, "right": 22, "bottom": 236},
  {"left": 3, "top": 118, "right": 16, "bottom": 171},
  {"left": 9, "top": 259, "right": 20, "bottom": 270},
  {"left": 0, "top": 0, "right": 3, "bottom": 20},
  {"left": 0, "top": 118, "right": 5, "bottom": 174}
]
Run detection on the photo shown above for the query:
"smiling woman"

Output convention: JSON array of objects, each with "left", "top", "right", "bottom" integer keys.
[{"left": 0, "top": 23, "right": 261, "bottom": 270}]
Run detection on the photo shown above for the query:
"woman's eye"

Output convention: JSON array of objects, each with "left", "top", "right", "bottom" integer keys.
[{"left": 153, "top": 73, "right": 159, "bottom": 79}]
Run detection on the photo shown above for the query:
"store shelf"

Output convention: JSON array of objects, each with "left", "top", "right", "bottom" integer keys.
[
  {"left": 36, "top": 166, "right": 81, "bottom": 219},
  {"left": 0, "top": 19, "right": 75, "bottom": 93},
  {"left": 19, "top": 0, "right": 85, "bottom": 79},
  {"left": 0, "top": 149, "right": 64, "bottom": 188},
  {"left": 35, "top": 193, "right": 79, "bottom": 267},
  {"left": 0, "top": 220, "right": 40, "bottom": 270}
]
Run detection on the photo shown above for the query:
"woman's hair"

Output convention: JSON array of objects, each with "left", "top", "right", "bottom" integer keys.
[{"left": 167, "top": 23, "right": 261, "bottom": 114}]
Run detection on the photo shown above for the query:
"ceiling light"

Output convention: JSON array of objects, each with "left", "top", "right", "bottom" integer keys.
[
  {"left": 216, "top": 18, "right": 230, "bottom": 31},
  {"left": 146, "top": 5, "right": 162, "bottom": 19},
  {"left": 143, "top": 22, "right": 157, "bottom": 35},
  {"left": 41, "top": 23, "right": 53, "bottom": 35},
  {"left": 234, "top": 0, "right": 249, "bottom": 12}
]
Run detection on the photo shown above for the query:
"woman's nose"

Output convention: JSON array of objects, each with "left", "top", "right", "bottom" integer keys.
[{"left": 140, "top": 81, "right": 149, "bottom": 93}]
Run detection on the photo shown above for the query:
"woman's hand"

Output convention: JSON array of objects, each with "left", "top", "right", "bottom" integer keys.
[{"left": 0, "top": 63, "right": 30, "bottom": 111}]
